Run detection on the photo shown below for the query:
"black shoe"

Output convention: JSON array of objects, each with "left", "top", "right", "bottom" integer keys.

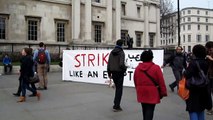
[
  {"left": 44, "top": 86, "right": 47, "bottom": 90},
  {"left": 37, "top": 87, "right": 44, "bottom": 90},
  {"left": 28, "top": 94, "right": 36, "bottom": 97},
  {"left": 113, "top": 107, "right": 123, "bottom": 112},
  {"left": 169, "top": 85, "right": 174, "bottom": 92},
  {"left": 13, "top": 93, "right": 20, "bottom": 97}
]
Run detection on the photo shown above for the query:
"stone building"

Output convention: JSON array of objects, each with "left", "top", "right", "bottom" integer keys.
[
  {"left": 0, "top": 0, "right": 160, "bottom": 53},
  {"left": 160, "top": 12, "right": 178, "bottom": 50},
  {"left": 160, "top": 7, "right": 213, "bottom": 52},
  {"left": 181, "top": 7, "right": 213, "bottom": 52}
]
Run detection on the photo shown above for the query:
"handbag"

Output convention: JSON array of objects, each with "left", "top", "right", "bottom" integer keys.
[
  {"left": 188, "top": 61, "right": 209, "bottom": 87},
  {"left": 143, "top": 71, "right": 162, "bottom": 98},
  {"left": 29, "top": 73, "right": 40, "bottom": 84},
  {"left": 178, "top": 77, "right": 189, "bottom": 100}
]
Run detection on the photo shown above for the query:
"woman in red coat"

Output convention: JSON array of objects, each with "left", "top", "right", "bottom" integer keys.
[{"left": 134, "top": 49, "right": 167, "bottom": 120}]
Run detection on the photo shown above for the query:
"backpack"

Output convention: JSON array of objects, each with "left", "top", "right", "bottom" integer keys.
[
  {"left": 187, "top": 61, "right": 209, "bottom": 87},
  {"left": 37, "top": 49, "right": 47, "bottom": 64}
]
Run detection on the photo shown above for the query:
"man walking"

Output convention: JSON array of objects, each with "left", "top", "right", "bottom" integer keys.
[
  {"left": 107, "top": 39, "right": 127, "bottom": 112},
  {"left": 33, "top": 42, "right": 51, "bottom": 90},
  {"left": 162, "top": 46, "right": 187, "bottom": 92}
]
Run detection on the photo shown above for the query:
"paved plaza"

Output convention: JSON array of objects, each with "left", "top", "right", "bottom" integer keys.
[{"left": 0, "top": 67, "right": 212, "bottom": 120}]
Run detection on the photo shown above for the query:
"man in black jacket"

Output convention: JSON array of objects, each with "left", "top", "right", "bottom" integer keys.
[
  {"left": 162, "top": 46, "right": 187, "bottom": 92},
  {"left": 107, "top": 39, "right": 127, "bottom": 112}
]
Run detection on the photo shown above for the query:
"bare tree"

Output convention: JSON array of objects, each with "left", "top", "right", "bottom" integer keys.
[{"left": 160, "top": 0, "right": 174, "bottom": 17}]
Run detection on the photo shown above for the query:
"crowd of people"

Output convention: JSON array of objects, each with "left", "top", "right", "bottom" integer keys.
[
  {"left": 12, "top": 42, "right": 51, "bottom": 102},
  {"left": 107, "top": 39, "right": 213, "bottom": 120},
  {"left": 6, "top": 39, "right": 212, "bottom": 120}
]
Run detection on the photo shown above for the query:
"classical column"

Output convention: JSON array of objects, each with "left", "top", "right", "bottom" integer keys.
[
  {"left": 155, "top": 4, "right": 161, "bottom": 47},
  {"left": 72, "top": 0, "right": 81, "bottom": 41},
  {"left": 85, "top": 0, "right": 92, "bottom": 41},
  {"left": 115, "top": 0, "right": 121, "bottom": 40},
  {"left": 144, "top": 1, "right": 149, "bottom": 47},
  {"left": 105, "top": 0, "right": 112, "bottom": 43}
]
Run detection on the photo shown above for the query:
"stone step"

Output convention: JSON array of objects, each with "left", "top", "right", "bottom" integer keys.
[{"left": 0, "top": 65, "right": 62, "bottom": 75}]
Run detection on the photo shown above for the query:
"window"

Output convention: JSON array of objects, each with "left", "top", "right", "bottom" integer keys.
[
  {"left": 183, "top": 18, "right": 185, "bottom": 22},
  {"left": 197, "top": 35, "right": 201, "bottom": 42},
  {"left": 27, "top": 17, "right": 41, "bottom": 41},
  {"left": 0, "top": 16, "right": 8, "bottom": 40},
  {"left": 188, "top": 10, "right": 191, "bottom": 14},
  {"left": 149, "top": 33, "right": 155, "bottom": 47},
  {"left": 206, "top": 11, "right": 208, "bottom": 15},
  {"left": 57, "top": 23, "right": 65, "bottom": 42},
  {"left": 94, "top": 24, "right": 102, "bottom": 43},
  {"left": 206, "top": 18, "right": 208, "bottom": 22},
  {"left": 183, "top": 35, "right": 185, "bottom": 43},
  {"left": 183, "top": 11, "right": 185, "bottom": 15},
  {"left": 121, "top": 3, "right": 126, "bottom": 16},
  {"left": 137, "top": 6, "right": 141, "bottom": 18},
  {"left": 55, "top": 20, "right": 68, "bottom": 42},
  {"left": 188, "top": 35, "right": 191, "bottom": 42},
  {"left": 197, "top": 10, "right": 200, "bottom": 14},
  {"left": 94, "top": 0, "right": 100, "bottom": 3},
  {"left": 197, "top": 17, "right": 200, "bottom": 22},
  {"left": 121, "top": 30, "right": 128, "bottom": 46},
  {"left": 206, "top": 25, "right": 208, "bottom": 31},
  {"left": 197, "top": 25, "right": 200, "bottom": 30},
  {"left": 188, "top": 46, "right": 191, "bottom": 52},
  {"left": 206, "top": 35, "right": 209, "bottom": 42},
  {"left": 135, "top": 32, "right": 142, "bottom": 47},
  {"left": 188, "top": 25, "right": 191, "bottom": 30},
  {"left": 188, "top": 17, "right": 191, "bottom": 22},
  {"left": 183, "top": 25, "right": 185, "bottom": 31}
]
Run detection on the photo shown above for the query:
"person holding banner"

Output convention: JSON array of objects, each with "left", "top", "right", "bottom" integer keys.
[
  {"left": 134, "top": 49, "right": 167, "bottom": 120},
  {"left": 107, "top": 39, "right": 127, "bottom": 112}
]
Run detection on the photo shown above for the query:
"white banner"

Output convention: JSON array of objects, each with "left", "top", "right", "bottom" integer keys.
[{"left": 62, "top": 49, "right": 164, "bottom": 87}]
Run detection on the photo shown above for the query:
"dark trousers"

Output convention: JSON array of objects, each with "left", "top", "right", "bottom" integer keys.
[
  {"left": 16, "top": 78, "right": 22, "bottom": 95},
  {"left": 207, "top": 81, "right": 213, "bottom": 110},
  {"left": 4, "top": 64, "right": 12, "bottom": 73},
  {"left": 141, "top": 103, "right": 156, "bottom": 120},
  {"left": 16, "top": 83, "right": 36, "bottom": 95},
  {"left": 112, "top": 72, "right": 124, "bottom": 109},
  {"left": 170, "top": 69, "right": 182, "bottom": 89},
  {"left": 20, "top": 78, "right": 36, "bottom": 97}
]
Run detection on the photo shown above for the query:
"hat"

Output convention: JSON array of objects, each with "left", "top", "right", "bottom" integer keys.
[
  {"left": 140, "top": 49, "right": 154, "bottom": 62},
  {"left": 116, "top": 39, "right": 123, "bottom": 46}
]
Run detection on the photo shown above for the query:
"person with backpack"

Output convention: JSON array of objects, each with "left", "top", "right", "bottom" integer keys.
[
  {"left": 161, "top": 46, "right": 187, "bottom": 92},
  {"left": 183, "top": 44, "right": 212, "bottom": 120},
  {"left": 107, "top": 39, "right": 127, "bottom": 112},
  {"left": 33, "top": 42, "right": 51, "bottom": 90}
]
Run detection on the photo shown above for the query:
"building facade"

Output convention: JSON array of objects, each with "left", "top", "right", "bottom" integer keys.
[
  {"left": 160, "top": 7, "right": 213, "bottom": 52},
  {"left": 181, "top": 7, "right": 213, "bottom": 52},
  {"left": 0, "top": 0, "right": 160, "bottom": 53},
  {"left": 160, "top": 12, "right": 178, "bottom": 50}
]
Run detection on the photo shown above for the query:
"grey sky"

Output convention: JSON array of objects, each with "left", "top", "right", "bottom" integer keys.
[{"left": 171, "top": 0, "right": 213, "bottom": 10}]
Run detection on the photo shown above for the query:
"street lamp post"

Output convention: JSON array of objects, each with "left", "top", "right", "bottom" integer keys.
[{"left": 177, "top": 0, "right": 181, "bottom": 46}]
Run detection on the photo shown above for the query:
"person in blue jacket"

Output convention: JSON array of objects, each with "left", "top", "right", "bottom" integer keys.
[{"left": 2, "top": 54, "right": 12, "bottom": 74}]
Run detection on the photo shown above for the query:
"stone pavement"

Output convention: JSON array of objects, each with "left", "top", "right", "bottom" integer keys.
[{"left": 0, "top": 67, "right": 212, "bottom": 120}]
